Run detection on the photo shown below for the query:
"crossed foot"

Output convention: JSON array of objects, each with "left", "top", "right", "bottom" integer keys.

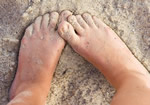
[{"left": 8, "top": 10, "right": 150, "bottom": 105}]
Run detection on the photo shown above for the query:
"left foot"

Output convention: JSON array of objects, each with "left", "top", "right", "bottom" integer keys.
[{"left": 8, "top": 11, "right": 72, "bottom": 105}]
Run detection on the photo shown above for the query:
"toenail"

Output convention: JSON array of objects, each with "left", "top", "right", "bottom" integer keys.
[
  {"left": 76, "top": 16, "right": 82, "bottom": 21},
  {"left": 83, "top": 13, "right": 87, "bottom": 16},
  {"left": 64, "top": 12, "right": 71, "bottom": 16},
  {"left": 83, "top": 13, "right": 90, "bottom": 18},
  {"left": 29, "top": 31, "right": 32, "bottom": 37},
  {"left": 93, "top": 16, "right": 99, "bottom": 20},
  {"left": 51, "top": 12, "right": 59, "bottom": 16},
  {"left": 59, "top": 29, "right": 64, "bottom": 35},
  {"left": 68, "top": 16, "right": 76, "bottom": 22},
  {"left": 62, "top": 10, "right": 72, "bottom": 15},
  {"left": 60, "top": 24, "right": 69, "bottom": 35},
  {"left": 44, "top": 13, "right": 49, "bottom": 17},
  {"left": 51, "top": 15, "right": 57, "bottom": 20},
  {"left": 63, "top": 25, "right": 67, "bottom": 31},
  {"left": 51, "top": 12, "right": 59, "bottom": 18},
  {"left": 26, "top": 25, "right": 33, "bottom": 36}
]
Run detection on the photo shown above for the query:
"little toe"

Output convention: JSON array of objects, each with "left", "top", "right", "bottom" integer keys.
[
  {"left": 34, "top": 16, "right": 42, "bottom": 31},
  {"left": 82, "top": 13, "right": 96, "bottom": 27},
  {"left": 58, "top": 21, "right": 79, "bottom": 46},
  {"left": 59, "top": 10, "right": 72, "bottom": 23},
  {"left": 41, "top": 13, "right": 50, "bottom": 29},
  {"left": 68, "top": 15, "right": 84, "bottom": 34},
  {"left": 49, "top": 12, "right": 59, "bottom": 30},
  {"left": 93, "top": 16, "right": 107, "bottom": 28},
  {"left": 76, "top": 15, "right": 88, "bottom": 28}
]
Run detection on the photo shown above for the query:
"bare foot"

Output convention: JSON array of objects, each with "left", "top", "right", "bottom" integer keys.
[
  {"left": 8, "top": 11, "right": 72, "bottom": 105},
  {"left": 58, "top": 13, "right": 150, "bottom": 89},
  {"left": 58, "top": 13, "right": 150, "bottom": 105}
]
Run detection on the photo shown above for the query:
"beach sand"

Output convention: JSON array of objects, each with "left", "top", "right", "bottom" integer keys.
[{"left": 0, "top": 0, "right": 150, "bottom": 104}]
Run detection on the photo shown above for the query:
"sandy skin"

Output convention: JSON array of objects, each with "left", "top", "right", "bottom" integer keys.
[
  {"left": 8, "top": 10, "right": 150, "bottom": 105},
  {"left": 58, "top": 13, "right": 150, "bottom": 105},
  {"left": 8, "top": 11, "right": 72, "bottom": 105}
]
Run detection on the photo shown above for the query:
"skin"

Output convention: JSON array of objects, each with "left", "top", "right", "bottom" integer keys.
[
  {"left": 8, "top": 10, "right": 72, "bottom": 105},
  {"left": 58, "top": 13, "right": 150, "bottom": 105},
  {"left": 8, "top": 10, "right": 150, "bottom": 105}
]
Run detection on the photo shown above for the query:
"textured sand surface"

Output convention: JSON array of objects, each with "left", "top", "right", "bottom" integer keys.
[{"left": 0, "top": 0, "right": 150, "bottom": 105}]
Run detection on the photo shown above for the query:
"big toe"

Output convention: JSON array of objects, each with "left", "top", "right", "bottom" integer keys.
[{"left": 58, "top": 21, "right": 79, "bottom": 46}]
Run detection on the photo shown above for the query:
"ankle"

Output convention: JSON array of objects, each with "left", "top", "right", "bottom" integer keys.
[
  {"left": 10, "top": 82, "right": 49, "bottom": 100},
  {"left": 116, "top": 71, "right": 150, "bottom": 90},
  {"left": 9, "top": 88, "right": 47, "bottom": 105}
]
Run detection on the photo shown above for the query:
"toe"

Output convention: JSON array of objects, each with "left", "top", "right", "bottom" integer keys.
[
  {"left": 68, "top": 15, "right": 84, "bottom": 34},
  {"left": 25, "top": 24, "right": 34, "bottom": 37},
  {"left": 49, "top": 12, "right": 59, "bottom": 30},
  {"left": 76, "top": 15, "right": 88, "bottom": 28},
  {"left": 22, "top": 24, "right": 33, "bottom": 44},
  {"left": 82, "top": 13, "right": 96, "bottom": 27},
  {"left": 41, "top": 13, "right": 50, "bottom": 29},
  {"left": 93, "top": 16, "right": 108, "bottom": 28},
  {"left": 58, "top": 21, "right": 79, "bottom": 46},
  {"left": 34, "top": 16, "right": 42, "bottom": 31},
  {"left": 59, "top": 10, "right": 72, "bottom": 23}
]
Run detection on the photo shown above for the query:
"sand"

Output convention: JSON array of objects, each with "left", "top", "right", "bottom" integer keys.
[{"left": 0, "top": 0, "right": 150, "bottom": 105}]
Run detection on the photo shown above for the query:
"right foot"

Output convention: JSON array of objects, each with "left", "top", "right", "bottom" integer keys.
[{"left": 58, "top": 13, "right": 150, "bottom": 89}]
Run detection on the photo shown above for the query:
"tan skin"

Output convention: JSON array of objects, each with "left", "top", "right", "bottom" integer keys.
[{"left": 8, "top": 10, "right": 150, "bottom": 105}]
